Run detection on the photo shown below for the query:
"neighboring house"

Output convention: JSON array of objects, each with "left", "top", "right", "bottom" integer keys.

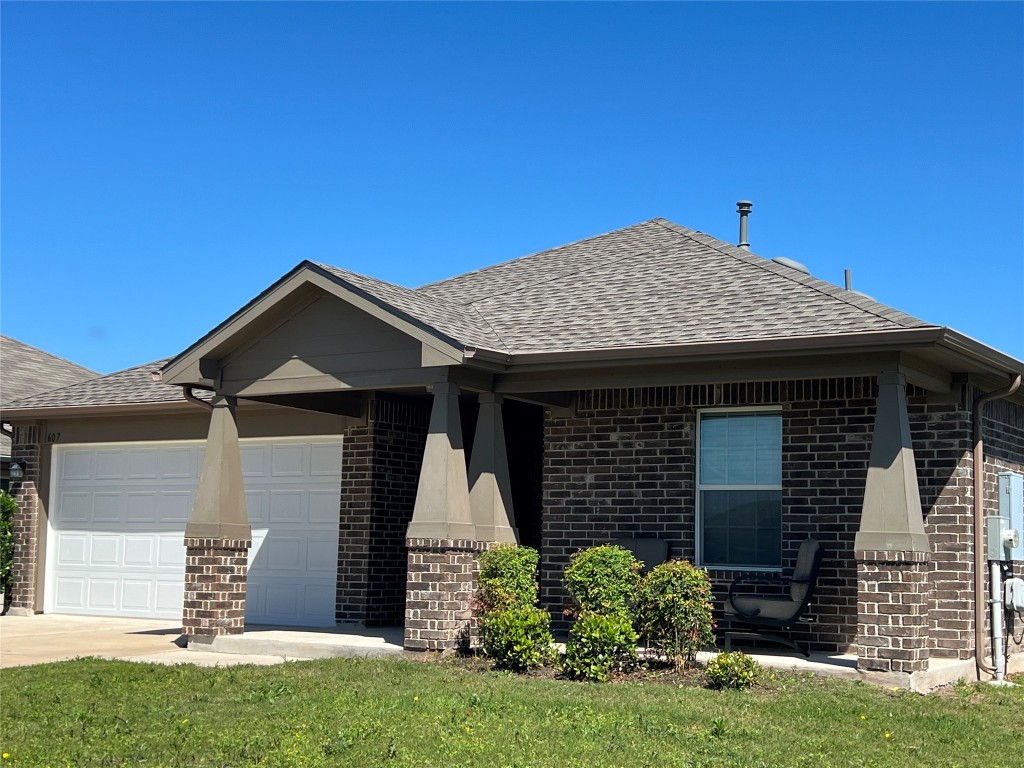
[
  {"left": 3, "top": 216, "right": 1022, "bottom": 690},
  {"left": 0, "top": 336, "right": 98, "bottom": 489}
]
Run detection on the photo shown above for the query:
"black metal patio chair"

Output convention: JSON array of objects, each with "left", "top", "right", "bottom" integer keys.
[{"left": 722, "top": 538, "right": 824, "bottom": 658}]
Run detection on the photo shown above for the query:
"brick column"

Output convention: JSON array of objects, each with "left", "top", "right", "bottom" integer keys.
[
  {"left": 183, "top": 396, "right": 251, "bottom": 642},
  {"left": 8, "top": 424, "right": 42, "bottom": 615},
  {"left": 183, "top": 537, "right": 251, "bottom": 639},
  {"left": 405, "top": 538, "right": 484, "bottom": 651},
  {"left": 856, "top": 550, "right": 931, "bottom": 675}
]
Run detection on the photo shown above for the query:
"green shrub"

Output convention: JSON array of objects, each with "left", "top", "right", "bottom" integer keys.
[
  {"left": 0, "top": 490, "right": 16, "bottom": 594},
  {"left": 704, "top": 651, "right": 762, "bottom": 690},
  {"left": 564, "top": 545, "right": 641, "bottom": 619},
  {"left": 562, "top": 611, "right": 638, "bottom": 682},
  {"left": 477, "top": 545, "right": 540, "bottom": 613},
  {"left": 636, "top": 559, "right": 715, "bottom": 669},
  {"left": 480, "top": 606, "right": 554, "bottom": 671}
]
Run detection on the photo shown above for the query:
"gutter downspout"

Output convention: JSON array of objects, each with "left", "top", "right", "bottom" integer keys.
[
  {"left": 973, "top": 373, "right": 1022, "bottom": 677},
  {"left": 182, "top": 386, "right": 215, "bottom": 413},
  {"left": 0, "top": 423, "right": 13, "bottom": 441}
]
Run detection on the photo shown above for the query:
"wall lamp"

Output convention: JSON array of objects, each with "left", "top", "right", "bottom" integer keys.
[{"left": 9, "top": 460, "right": 27, "bottom": 481}]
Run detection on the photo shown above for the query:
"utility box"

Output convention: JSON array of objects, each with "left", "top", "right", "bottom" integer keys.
[{"left": 998, "top": 472, "right": 1024, "bottom": 561}]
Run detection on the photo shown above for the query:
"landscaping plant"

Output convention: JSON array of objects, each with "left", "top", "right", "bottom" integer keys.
[
  {"left": 636, "top": 559, "right": 715, "bottom": 669},
  {"left": 476, "top": 545, "right": 553, "bottom": 671},
  {"left": 476, "top": 545, "right": 540, "bottom": 612},
  {"left": 480, "top": 605, "right": 554, "bottom": 672},
  {"left": 562, "top": 610, "right": 638, "bottom": 682},
  {"left": 563, "top": 544, "right": 641, "bottom": 620},
  {"left": 704, "top": 650, "right": 763, "bottom": 690},
  {"left": 0, "top": 490, "right": 16, "bottom": 597}
]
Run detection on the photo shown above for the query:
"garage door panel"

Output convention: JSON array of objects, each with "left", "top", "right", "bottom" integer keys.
[
  {"left": 62, "top": 451, "right": 94, "bottom": 480},
  {"left": 271, "top": 444, "right": 305, "bottom": 477},
  {"left": 55, "top": 577, "right": 86, "bottom": 610},
  {"left": 95, "top": 451, "right": 128, "bottom": 480},
  {"left": 158, "top": 536, "right": 187, "bottom": 568},
  {"left": 156, "top": 581, "right": 184, "bottom": 613},
  {"left": 307, "top": 538, "right": 337, "bottom": 572},
  {"left": 158, "top": 491, "right": 193, "bottom": 523},
  {"left": 127, "top": 450, "right": 159, "bottom": 479},
  {"left": 93, "top": 493, "right": 125, "bottom": 523},
  {"left": 122, "top": 580, "right": 152, "bottom": 611},
  {"left": 310, "top": 443, "right": 343, "bottom": 476},
  {"left": 309, "top": 490, "right": 339, "bottom": 523},
  {"left": 245, "top": 490, "right": 268, "bottom": 524},
  {"left": 241, "top": 444, "right": 269, "bottom": 477},
  {"left": 57, "top": 535, "right": 88, "bottom": 565},
  {"left": 124, "top": 536, "right": 155, "bottom": 567},
  {"left": 48, "top": 438, "right": 343, "bottom": 627},
  {"left": 59, "top": 493, "right": 91, "bottom": 523},
  {"left": 268, "top": 490, "right": 303, "bottom": 522},
  {"left": 90, "top": 535, "right": 121, "bottom": 566},
  {"left": 87, "top": 579, "right": 118, "bottom": 610},
  {"left": 159, "top": 448, "right": 194, "bottom": 479},
  {"left": 267, "top": 537, "right": 303, "bottom": 571}
]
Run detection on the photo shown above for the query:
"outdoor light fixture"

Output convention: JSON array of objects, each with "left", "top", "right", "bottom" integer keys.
[{"left": 9, "top": 460, "right": 26, "bottom": 481}]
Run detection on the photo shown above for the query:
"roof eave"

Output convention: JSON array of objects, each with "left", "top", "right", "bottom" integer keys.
[{"left": 469, "top": 327, "right": 1024, "bottom": 379}]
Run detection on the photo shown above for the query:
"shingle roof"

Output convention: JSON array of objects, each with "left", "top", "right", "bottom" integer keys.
[
  {"left": 1, "top": 336, "right": 100, "bottom": 457},
  {"left": 2, "top": 359, "right": 183, "bottom": 410},
  {"left": 4, "top": 217, "right": 946, "bottom": 414},
  {"left": 1, "top": 336, "right": 99, "bottom": 406},
  {"left": 312, "top": 263, "right": 506, "bottom": 350},
  {"left": 416, "top": 218, "right": 933, "bottom": 353}
]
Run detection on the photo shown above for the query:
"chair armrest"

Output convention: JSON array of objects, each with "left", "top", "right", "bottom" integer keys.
[{"left": 727, "top": 573, "right": 784, "bottom": 619}]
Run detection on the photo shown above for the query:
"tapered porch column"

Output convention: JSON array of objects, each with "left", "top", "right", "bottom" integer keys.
[
  {"left": 469, "top": 393, "right": 518, "bottom": 544},
  {"left": 854, "top": 371, "right": 930, "bottom": 680},
  {"left": 183, "top": 395, "right": 252, "bottom": 642},
  {"left": 405, "top": 382, "right": 482, "bottom": 651}
]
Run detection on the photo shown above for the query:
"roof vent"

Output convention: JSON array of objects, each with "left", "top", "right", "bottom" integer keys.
[
  {"left": 736, "top": 200, "right": 752, "bottom": 250},
  {"left": 771, "top": 256, "right": 810, "bottom": 275}
]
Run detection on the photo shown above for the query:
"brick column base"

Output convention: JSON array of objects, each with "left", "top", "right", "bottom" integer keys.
[
  {"left": 9, "top": 424, "right": 42, "bottom": 614},
  {"left": 856, "top": 550, "right": 931, "bottom": 675},
  {"left": 183, "top": 537, "right": 250, "bottom": 641},
  {"left": 404, "top": 538, "right": 485, "bottom": 651}
]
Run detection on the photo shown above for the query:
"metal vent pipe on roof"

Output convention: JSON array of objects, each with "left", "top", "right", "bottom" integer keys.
[{"left": 736, "top": 200, "right": 752, "bottom": 250}]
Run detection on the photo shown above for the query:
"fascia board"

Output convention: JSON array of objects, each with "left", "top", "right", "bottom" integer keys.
[
  {"left": 0, "top": 398, "right": 288, "bottom": 422},
  {"left": 484, "top": 328, "right": 949, "bottom": 371},
  {"left": 161, "top": 262, "right": 466, "bottom": 385}
]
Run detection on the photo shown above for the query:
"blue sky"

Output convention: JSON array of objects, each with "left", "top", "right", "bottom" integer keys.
[{"left": 2, "top": 1, "right": 1022, "bottom": 374}]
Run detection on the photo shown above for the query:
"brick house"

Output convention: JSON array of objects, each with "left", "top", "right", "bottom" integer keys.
[{"left": 3, "top": 216, "right": 1022, "bottom": 689}]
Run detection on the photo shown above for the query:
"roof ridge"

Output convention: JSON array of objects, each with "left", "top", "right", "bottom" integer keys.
[
  {"left": 416, "top": 218, "right": 667, "bottom": 301},
  {"left": 649, "top": 219, "right": 931, "bottom": 330}
]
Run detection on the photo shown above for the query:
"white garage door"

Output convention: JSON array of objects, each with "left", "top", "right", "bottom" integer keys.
[{"left": 45, "top": 438, "right": 343, "bottom": 627}]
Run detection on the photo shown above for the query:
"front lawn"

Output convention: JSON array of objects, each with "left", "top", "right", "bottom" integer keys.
[{"left": 1, "top": 657, "right": 1021, "bottom": 767}]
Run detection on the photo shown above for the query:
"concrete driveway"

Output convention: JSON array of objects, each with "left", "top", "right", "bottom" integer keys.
[{"left": 0, "top": 614, "right": 287, "bottom": 668}]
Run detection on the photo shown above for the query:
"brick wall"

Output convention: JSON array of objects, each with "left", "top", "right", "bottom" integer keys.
[
  {"left": 336, "top": 394, "right": 429, "bottom": 626},
  {"left": 980, "top": 395, "right": 1024, "bottom": 660},
  {"left": 7, "top": 424, "right": 41, "bottom": 612},
  {"left": 542, "top": 379, "right": 876, "bottom": 651}
]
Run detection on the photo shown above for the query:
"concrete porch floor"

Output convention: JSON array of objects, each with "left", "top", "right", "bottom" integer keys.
[{"left": 190, "top": 623, "right": 407, "bottom": 660}]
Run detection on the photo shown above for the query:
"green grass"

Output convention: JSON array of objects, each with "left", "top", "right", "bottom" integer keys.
[{"left": 1, "top": 657, "right": 1022, "bottom": 767}]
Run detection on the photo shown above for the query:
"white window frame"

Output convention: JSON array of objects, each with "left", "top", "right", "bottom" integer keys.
[{"left": 695, "top": 406, "right": 783, "bottom": 571}]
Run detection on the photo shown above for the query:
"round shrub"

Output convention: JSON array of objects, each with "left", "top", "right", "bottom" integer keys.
[
  {"left": 636, "top": 559, "right": 715, "bottom": 669},
  {"left": 0, "top": 491, "right": 16, "bottom": 595},
  {"left": 480, "top": 606, "right": 554, "bottom": 671},
  {"left": 477, "top": 545, "right": 540, "bottom": 612},
  {"left": 564, "top": 545, "right": 641, "bottom": 619},
  {"left": 704, "top": 651, "right": 762, "bottom": 690},
  {"left": 562, "top": 611, "right": 638, "bottom": 682}
]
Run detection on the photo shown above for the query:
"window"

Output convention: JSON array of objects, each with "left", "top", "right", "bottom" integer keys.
[{"left": 697, "top": 409, "right": 782, "bottom": 569}]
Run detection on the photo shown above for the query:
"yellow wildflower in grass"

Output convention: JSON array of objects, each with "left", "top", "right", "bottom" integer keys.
[
  {"left": 413, "top": 696, "right": 419, "bottom": 701},
  {"left": 884, "top": 732, "right": 893, "bottom": 739},
  {"left": 860, "top": 715, "right": 867, "bottom": 720},
  {"left": 2, "top": 753, "right": 9, "bottom": 760}
]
